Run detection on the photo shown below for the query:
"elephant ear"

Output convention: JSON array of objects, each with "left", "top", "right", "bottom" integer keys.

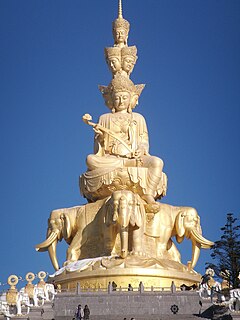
[
  {"left": 175, "top": 211, "right": 185, "bottom": 238},
  {"left": 104, "top": 201, "right": 113, "bottom": 227},
  {"left": 62, "top": 214, "right": 72, "bottom": 239},
  {"left": 134, "top": 199, "right": 145, "bottom": 228}
]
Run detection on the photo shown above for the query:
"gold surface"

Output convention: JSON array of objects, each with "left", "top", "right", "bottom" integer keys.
[
  {"left": 6, "top": 289, "right": 18, "bottom": 305},
  {"left": 36, "top": 0, "right": 213, "bottom": 288},
  {"left": 52, "top": 266, "right": 201, "bottom": 290}
]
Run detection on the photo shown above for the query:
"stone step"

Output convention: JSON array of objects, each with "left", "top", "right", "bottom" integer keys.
[{"left": 55, "top": 315, "right": 200, "bottom": 320}]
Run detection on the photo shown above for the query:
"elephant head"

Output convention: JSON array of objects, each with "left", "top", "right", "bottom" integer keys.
[
  {"left": 174, "top": 207, "right": 214, "bottom": 268},
  {"left": 35, "top": 207, "right": 80, "bottom": 270},
  {"left": 106, "top": 190, "right": 145, "bottom": 258}
]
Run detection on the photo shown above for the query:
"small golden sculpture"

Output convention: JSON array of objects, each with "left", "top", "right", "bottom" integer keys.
[
  {"left": 6, "top": 275, "right": 19, "bottom": 305},
  {"left": 36, "top": 271, "right": 46, "bottom": 289},
  {"left": 25, "top": 272, "right": 35, "bottom": 299},
  {"left": 36, "top": 0, "right": 213, "bottom": 289}
]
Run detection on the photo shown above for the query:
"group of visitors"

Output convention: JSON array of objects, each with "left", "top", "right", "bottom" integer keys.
[
  {"left": 74, "top": 304, "right": 90, "bottom": 320},
  {"left": 108, "top": 281, "right": 144, "bottom": 292}
]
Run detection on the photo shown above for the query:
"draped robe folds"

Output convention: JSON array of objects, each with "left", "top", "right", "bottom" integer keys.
[{"left": 81, "top": 112, "right": 166, "bottom": 199}]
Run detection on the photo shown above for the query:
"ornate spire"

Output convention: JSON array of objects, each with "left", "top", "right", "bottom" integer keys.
[{"left": 118, "top": 0, "right": 123, "bottom": 18}]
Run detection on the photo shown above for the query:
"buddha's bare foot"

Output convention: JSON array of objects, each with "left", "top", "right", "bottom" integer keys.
[
  {"left": 142, "top": 194, "right": 160, "bottom": 213},
  {"left": 144, "top": 203, "right": 160, "bottom": 213}
]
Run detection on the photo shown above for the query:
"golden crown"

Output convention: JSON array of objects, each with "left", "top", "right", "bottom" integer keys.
[
  {"left": 112, "top": 17, "right": 130, "bottom": 32},
  {"left": 104, "top": 47, "right": 121, "bottom": 59},
  {"left": 109, "top": 74, "right": 136, "bottom": 93},
  {"left": 121, "top": 46, "right": 137, "bottom": 59}
]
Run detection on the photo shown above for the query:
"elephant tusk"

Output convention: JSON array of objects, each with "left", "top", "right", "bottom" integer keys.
[
  {"left": 35, "top": 231, "right": 58, "bottom": 251},
  {"left": 190, "top": 229, "right": 214, "bottom": 249}
]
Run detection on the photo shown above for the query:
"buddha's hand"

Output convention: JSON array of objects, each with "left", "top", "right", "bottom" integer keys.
[
  {"left": 132, "top": 148, "right": 145, "bottom": 159},
  {"left": 93, "top": 125, "right": 105, "bottom": 141},
  {"left": 93, "top": 124, "right": 104, "bottom": 136}
]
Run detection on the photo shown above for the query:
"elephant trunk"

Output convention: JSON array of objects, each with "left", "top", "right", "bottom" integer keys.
[
  {"left": 35, "top": 230, "right": 60, "bottom": 270},
  {"left": 118, "top": 195, "right": 131, "bottom": 258},
  {"left": 120, "top": 227, "right": 128, "bottom": 258}
]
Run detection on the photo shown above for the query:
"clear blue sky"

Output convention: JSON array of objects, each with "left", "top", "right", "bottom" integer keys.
[{"left": 1, "top": 0, "right": 240, "bottom": 287}]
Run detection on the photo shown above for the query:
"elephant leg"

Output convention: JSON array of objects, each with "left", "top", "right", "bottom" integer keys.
[
  {"left": 104, "top": 225, "right": 118, "bottom": 256},
  {"left": 156, "top": 239, "right": 168, "bottom": 257},
  {"left": 167, "top": 240, "right": 181, "bottom": 262},
  {"left": 156, "top": 227, "right": 172, "bottom": 257},
  {"left": 64, "top": 230, "right": 83, "bottom": 265},
  {"left": 131, "top": 226, "right": 144, "bottom": 255}
]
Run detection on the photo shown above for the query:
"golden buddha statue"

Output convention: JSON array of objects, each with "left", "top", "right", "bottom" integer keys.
[
  {"left": 36, "top": 0, "right": 214, "bottom": 290},
  {"left": 82, "top": 74, "right": 165, "bottom": 207}
]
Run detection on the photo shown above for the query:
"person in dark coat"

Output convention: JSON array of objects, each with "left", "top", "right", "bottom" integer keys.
[{"left": 83, "top": 305, "right": 90, "bottom": 320}]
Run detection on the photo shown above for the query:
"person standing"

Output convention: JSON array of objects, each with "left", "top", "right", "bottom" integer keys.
[
  {"left": 112, "top": 281, "right": 117, "bottom": 291},
  {"left": 83, "top": 305, "right": 90, "bottom": 320},
  {"left": 75, "top": 304, "right": 84, "bottom": 320}
]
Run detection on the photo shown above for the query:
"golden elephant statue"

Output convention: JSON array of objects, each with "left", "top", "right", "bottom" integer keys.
[
  {"left": 35, "top": 199, "right": 111, "bottom": 270},
  {"left": 145, "top": 203, "right": 214, "bottom": 268},
  {"left": 105, "top": 190, "right": 146, "bottom": 258}
]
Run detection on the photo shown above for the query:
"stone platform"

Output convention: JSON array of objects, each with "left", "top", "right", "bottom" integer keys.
[
  {"left": 1, "top": 291, "right": 239, "bottom": 320},
  {"left": 54, "top": 290, "right": 200, "bottom": 319}
]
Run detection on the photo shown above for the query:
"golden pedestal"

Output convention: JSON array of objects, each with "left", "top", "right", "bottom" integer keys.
[{"left": 51, "top": 256, "right": 201, "bottom": 290}]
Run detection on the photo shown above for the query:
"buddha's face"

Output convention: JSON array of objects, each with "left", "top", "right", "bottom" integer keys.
[
  {"left": 107, "top": 57, "right": 121, "bottom": 73},
  {"left": 113, "top": 91, "right": 131, "bottom": 112},
  {"left": 122, "top": 56, "right": 136, "bottom": 75},
  {"left": 114, "top": 28, "right": 128, "bottom": 45}
]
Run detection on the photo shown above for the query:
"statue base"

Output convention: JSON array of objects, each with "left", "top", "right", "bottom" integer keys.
[{"left": 49, "top": 256, "right": 201, "bottom": 290}]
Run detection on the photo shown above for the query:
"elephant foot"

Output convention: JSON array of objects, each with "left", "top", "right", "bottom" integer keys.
[{"left": 63, "top": 259, "right": 77, "bottom": 267}]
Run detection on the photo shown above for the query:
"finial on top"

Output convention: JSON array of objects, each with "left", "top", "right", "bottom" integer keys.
[{"left": 118, "top": 0, "right": 123, "bottom": 18}]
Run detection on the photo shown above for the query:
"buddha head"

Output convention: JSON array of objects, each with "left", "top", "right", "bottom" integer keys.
[
  {"left": 101, "top": 74, "right": 145, "bottom": 113},
  {"left": 104, "top": 47, "right": 122, "bottom": 75},
  {"left": 98, "top": 85, "right": 114, "bottom": 110},
  {"left": 112, "top": 0, "right": 130, "bottom": 48},
  {"left": 121, "top": 46, "right": 137, "bottom": 76}
]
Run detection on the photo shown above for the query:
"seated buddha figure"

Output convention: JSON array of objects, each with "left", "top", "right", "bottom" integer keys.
[{"left": 82, "top": 74, "right": 165, "bottom": 206}]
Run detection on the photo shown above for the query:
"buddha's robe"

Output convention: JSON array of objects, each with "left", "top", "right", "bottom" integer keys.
[{"left": 82, "top": 112, "right": 165, "bottom": 199}]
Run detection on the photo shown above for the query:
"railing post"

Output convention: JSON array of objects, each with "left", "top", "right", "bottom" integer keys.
[
  {"left": 107, "top": 281, "right": 112, "bottom": 294},
  {"left": 76, "top": 282, "right": 81, "bottom": 295},
  {"left": 139, "top": 281, "right": 144, "bottom": 294},
  {"left": 171, "top": 281, "right": 176, "bottom": 293}
]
